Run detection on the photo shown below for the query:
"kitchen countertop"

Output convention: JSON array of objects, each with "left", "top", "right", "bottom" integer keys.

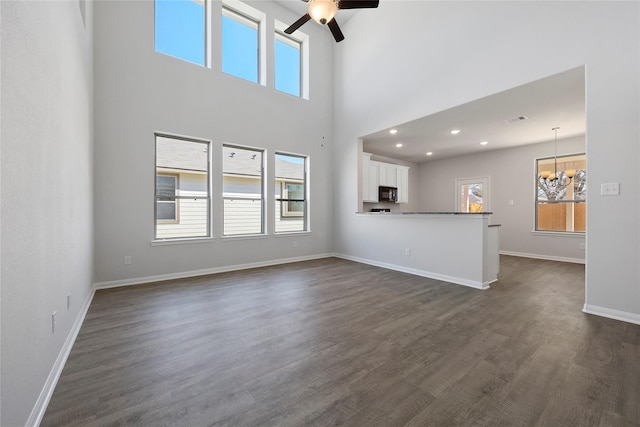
[{"left": 356, "top": 211, "right": 493, "bottom": 215}]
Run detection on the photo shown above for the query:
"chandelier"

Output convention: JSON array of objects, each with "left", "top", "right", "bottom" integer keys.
[{"left": 537, "top": 127, "right": 576, "bottom": 201}]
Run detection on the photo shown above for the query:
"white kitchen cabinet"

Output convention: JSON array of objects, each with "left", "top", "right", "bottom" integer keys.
[
  {"left": 362, "top": 154, "right": 409, "bottom": 204},
  {"left": 396, "top": 166, "right": 409, "bottom": 204},
  {"left": 362, "top": 153, "right": 379, "bottom": 202},
  {"left": 377, "top": 163, "right": 397, "bottom": 187}
]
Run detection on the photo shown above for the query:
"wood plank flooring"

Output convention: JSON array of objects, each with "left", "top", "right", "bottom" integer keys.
[{"left": 42, "top": 256, "right": 640, "bottom": 426}]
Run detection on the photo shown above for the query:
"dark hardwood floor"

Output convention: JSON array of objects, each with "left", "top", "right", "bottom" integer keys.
[{"left": 42, "top": 256, "right": 639, "bottom": 426}]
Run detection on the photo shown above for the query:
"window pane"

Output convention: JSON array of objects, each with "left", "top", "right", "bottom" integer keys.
[
  {"left": 222, "top": 9, "right": 258, "bottom": 83},
  {"left": 156, "top": 198, "right": 209, "bottom": 238},
  {"left": 275, "top": 34, "right": 301, "bottom": 97},
  {"left": 223, "top": 145, "right": 264, "bottom": 236},
  {"left": 460, "top": 183, "right": 483, "bottom": 212},
  {"left": 155, "top": 0, "right": 205, "bottom": 66},
  {"left": 157, "top": 201, "right": 176, "bottom": 220},
  {"left": 535, "top": 153, "right": 586, "bottom": 232},
  {"left": 223, "top": 199, "right": 263, "bottom": 235},
  {"left": 156, "top": 175, "right": 176, "bottom": 197},
  {"left": 285, "top": 183, "right": 304, "bottom": 200},
  {"left": 155, "top": 135, "right": 210, "bottom": 239},
  {"left": 275, "top": 153, "right": 306, "bottom": 232},
  {"left": 286, "top": 201, "right": 304, "bottom": 213}
]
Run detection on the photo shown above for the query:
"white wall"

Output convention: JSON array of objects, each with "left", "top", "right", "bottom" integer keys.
[
  {"left": 333, "top": 1, "right": 639, "bottom": 323},
  {"left": 93, "top": 0, "right": 334, "bottom": 285},
  {"left": 418, "top": 136, "right": 586, "bottom": 262},
  {"left": 0, "top": 1, "right": 94, "bottom": 425}
]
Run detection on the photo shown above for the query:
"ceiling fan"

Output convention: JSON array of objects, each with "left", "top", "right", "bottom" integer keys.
[{"left": 284, "top": 0, "right": 380, "bottom": 42}]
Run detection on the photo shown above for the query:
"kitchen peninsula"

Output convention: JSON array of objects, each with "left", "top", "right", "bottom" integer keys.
[{"left": 351, "top": 212, "right": 499, "bottom": 289}]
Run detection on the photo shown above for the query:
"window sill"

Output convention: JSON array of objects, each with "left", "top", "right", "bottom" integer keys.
[
  {"left": 150, "top": 231, "right": 311, "bottom": 245},
  {"left": 272, "top": 231, "right": 311, "bottom": 237},
  {"left": 531, "top": 231, "right": 585, "bottom": 238},
  {"left": 221, "top": 234, "right": 269, "bottom": 241},
  {"left": 151, "top": 237, "right": 215, "bottom": 246}
]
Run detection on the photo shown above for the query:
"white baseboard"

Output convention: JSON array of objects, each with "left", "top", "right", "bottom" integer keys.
[
  {"left": 583, "top": 304, "right": 640, "bottom": 325},
  {"left": 27, "top": 286, "right": 96, "bottom": 427},
  {"left": 333, "top": 253, "right": 488, "bottom": 290},
  {"left": 500, "top": 250, "right": 585, "bottom": 264},
  {"left": 94, "top": 253, "right": 333, "bottom": 289}
]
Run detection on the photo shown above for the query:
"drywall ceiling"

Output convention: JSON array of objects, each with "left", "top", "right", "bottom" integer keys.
[{"left": 362, "top": 67, "right": 586, "bottom": 163}]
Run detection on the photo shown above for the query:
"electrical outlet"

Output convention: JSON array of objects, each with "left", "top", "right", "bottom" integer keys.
[
  {"left": 601, "top": 182, "right": 620, "bottom": 196},
  {"left": 52, "top": 311, "right": 57, "bottom": 334},
  {"left": 124, "top": 256, "right": 132, "bottom": 265},
  {"left": 293, "top": 241, "right": 298, "bottom": 248},
  {"left": 405, "top": 248, "right": 411, "bottom": 256}
]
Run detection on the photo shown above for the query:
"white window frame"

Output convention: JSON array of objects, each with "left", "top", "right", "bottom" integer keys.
[
  {"left": 154, "top": 133, "right": 212, "bottom": 241},
  {"left": 274, "top": 19, "right": 309, "bottom": 100},
  {"left": 221, "top": 0, "right": 266, "bottom": 86},
  {"left": 275, "top": 152, "right": 309, "bottom": 233},
  {"left": 534, "top": 153, "right": 586, "bottom": 234}
]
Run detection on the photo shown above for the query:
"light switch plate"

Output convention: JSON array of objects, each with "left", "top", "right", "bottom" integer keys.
[{"left": 601, "top": 182, "right": 620, "bottom": 196}]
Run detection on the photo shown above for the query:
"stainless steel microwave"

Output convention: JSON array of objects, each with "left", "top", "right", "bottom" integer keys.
[{"left": 378, "top": 186, "right": 398, "bottom": 202}]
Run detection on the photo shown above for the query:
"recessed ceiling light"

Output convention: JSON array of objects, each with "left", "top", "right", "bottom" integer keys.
[
  {"left": 450, "top": 129, "right": 461, "bottom": 135},
  {"left": 395, "top": 143, "right": 403, "bottom": 148},
  {"left": 480, "top": 141, "right": 488, "bottom": 145},
  {"left": 389, "top": 129, "right": 398, "bottom": 135},
  {"left": 426, "top": 152, "right": 433, "bottom": 156}
]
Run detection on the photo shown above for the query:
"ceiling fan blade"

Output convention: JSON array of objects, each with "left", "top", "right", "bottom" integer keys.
[
  {"left": 338, "top": 0, "right": 379, "bottom": 9},
  {"left": 327, "top": 18, "right": 345, "bottom": 42},
  {"left": 285, "top": 13, "right": 311, "bottom": 34}
]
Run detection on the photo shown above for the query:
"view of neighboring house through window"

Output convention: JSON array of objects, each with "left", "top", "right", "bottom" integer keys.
[
  {"left": 536, "top": 153, "right": 586, "bottom": 232},
  {"left": 155, "top": 135, "right": 210, "bottom": 239},
  {"left": 222, "top": 6, "right": 259, "bottom": 83},
  {"left": 154, "top": 0, "right": 206, "bottom": 66},
  {"left": 157, "top": 175, "right": 178, "bottom": 221},
  {"left": 274, "top": 32, "right": 301, "bottom": 97},
  {"left": 275, "top": 153, "right": 307, "bottom": 233},
  {"left": 223, "top": 145, "right": 264, "bottom": 236}
]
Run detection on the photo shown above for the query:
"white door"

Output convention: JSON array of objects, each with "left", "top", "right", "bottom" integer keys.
[{"left": 455, "top": 176, "right": 490, "bottom": 212}]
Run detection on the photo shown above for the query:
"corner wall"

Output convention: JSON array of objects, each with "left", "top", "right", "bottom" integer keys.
[
  {"left": 0, "top": 1, "right": 94, "bottom": 425},
  {"left": 333, "top": 1, "right": 639, "bottom": 322}
]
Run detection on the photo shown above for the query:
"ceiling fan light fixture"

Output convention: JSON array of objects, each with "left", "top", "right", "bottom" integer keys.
[{"left": 308, "top": 0, "right": 338, "bottom": 25}]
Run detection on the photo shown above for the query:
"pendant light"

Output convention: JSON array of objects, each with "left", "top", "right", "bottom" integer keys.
[{"left": 537, "top": 127, "right": 575, "bottom": 201}]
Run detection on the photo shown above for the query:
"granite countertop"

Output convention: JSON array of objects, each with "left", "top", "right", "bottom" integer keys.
[{"left": 357, "top": 211, "right": 493, "bottom": 215}]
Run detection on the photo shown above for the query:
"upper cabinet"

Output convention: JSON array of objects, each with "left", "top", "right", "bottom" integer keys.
[
  {"left": 362, "top": 153, "right": 379, "bottom": 202},
  {"left": 396, "top": 165, "right": 409, "bottom": 204},
  {"left": 378, "top": 163, "right": 397, "bottom": 187},
  {"left": 362, "top": 153, "right": 409, "bottom": 204}
]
